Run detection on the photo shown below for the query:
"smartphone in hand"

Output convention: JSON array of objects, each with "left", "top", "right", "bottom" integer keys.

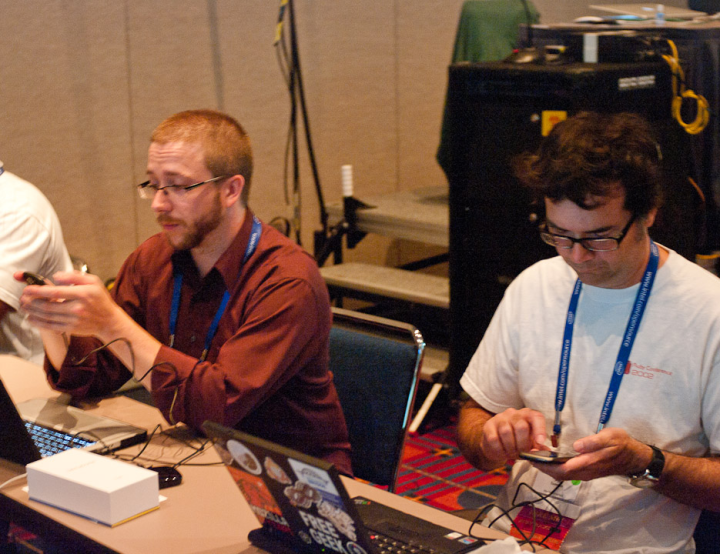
[
  {"left": 21, "top": 272, "right": 51, "bottom": 286},
  {"left": 519, "top": 450, "right": 578, "bottom": 464}
]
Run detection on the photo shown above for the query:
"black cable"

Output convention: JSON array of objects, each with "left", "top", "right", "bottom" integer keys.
[
  {"left": 289, "top": 57, "right": 301, "bottom": 244},
  {"left": 518, "top": 0, "right": 534, "bottom": 48},
  {"left": 470, "top": 480, "right": 565, "bottom": 550},
  {"left": 136, "top": 360, "right": 186, "bottom": 425},
  {"left": 275, "top": 27, "right": 294, "bottom": 207},
  {"left": 275, "top": 7, "right": 299, "bottom": 236},
  {"left": 275, "top": 43, "right": 295, "bottom": 204},
  {"left": 71, "top": 337, "right": 134, "bottom": 371},
  {"left": 136, "top": 360, "right": 177, "bottom": 385},
  {"left": 506, "top": 481, "right": 564, "bottom": 548},
  {"left": 63, "top": 337, "right": 218, "bottom": 472},
  {"left": 112, "top": 430, "right": 222, "bottom": 469},
  {"left": 274, "top": 0, "right": 328, "bottom": 239},
  {"left": 275, "top": 31, "right": 291, "bottom": 89},
  {"left": 71, "top": 337, "right": 185, "bottom": 434},
  {"left": 123, "top": 424, "right": 163, "bottom": 463},
  {"left": 288, "top": 0, "right": 327, "bottom": 234},
  {"left": 171, "top": 438, "right": 214, "bottom": 469}
]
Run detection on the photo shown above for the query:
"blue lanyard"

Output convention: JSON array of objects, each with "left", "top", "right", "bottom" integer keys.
[
  {"left": 169, "top": 216, "right": 262, "bottom": 361},
  {"left": 551, "top": 241, "right": 660, "bottom": 446}
]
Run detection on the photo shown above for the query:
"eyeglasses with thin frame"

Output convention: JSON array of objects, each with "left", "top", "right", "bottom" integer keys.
[
  {"left": 539, "top": 214, "right": 637, "bottom": 252},
  {"left": 137, "top": 175, "right": 227, "bottom": 200}
]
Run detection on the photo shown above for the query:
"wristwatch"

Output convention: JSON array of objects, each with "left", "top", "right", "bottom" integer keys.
[{"left": 628, "top": 444, "right": 665, "bottom": 488}]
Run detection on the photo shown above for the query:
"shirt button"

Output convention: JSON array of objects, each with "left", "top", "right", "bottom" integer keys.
[{"left": 190, "top": 335, "right": 197, "bottom": 343}]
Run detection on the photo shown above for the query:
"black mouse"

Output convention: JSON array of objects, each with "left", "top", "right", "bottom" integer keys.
[{"left": 149, "top": 466, "right": 183, "bottom": 489}]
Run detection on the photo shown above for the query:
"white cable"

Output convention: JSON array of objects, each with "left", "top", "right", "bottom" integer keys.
[{"left": 0, "top": 473, "right": 27, "bottom": 491}]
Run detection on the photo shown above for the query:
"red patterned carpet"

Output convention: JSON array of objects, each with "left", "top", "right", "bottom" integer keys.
[{"left": 397, "top": 424, "right": 511, "bottom": 512}]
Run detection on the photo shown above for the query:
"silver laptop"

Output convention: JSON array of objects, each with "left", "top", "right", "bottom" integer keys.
[
  {"left": 0, "top": 376, "right": 147, "bottom": 466},
  {"left": 590, "top": 4, "right": 707, "bottom": 18}
]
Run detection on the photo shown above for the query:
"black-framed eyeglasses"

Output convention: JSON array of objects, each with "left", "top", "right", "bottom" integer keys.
[
  {"left": 540, "top": 214, "right": 637, "bottom": 252},
  {"left": 137, "top": 175, "right": 227, "bottom": 200}
]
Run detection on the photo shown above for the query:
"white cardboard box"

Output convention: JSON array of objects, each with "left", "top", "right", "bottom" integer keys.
[{"left": 27, "top": 449, "right": 159, "bottom": 526}]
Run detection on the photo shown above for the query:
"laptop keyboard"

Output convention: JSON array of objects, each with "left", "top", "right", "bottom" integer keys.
[
  {"left": 25, "top": 421, "right": 97, "bottom": 457},
  {"left": 354, "top": 497, "right": 484, "bottom": 554},
  {"left": 368, "top": 531, "right": 436, "bottom": 554}
]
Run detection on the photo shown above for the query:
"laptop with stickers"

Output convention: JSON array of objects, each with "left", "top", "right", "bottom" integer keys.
[{"left": 202, "top": 421, "right": 486, "bottom": 554}]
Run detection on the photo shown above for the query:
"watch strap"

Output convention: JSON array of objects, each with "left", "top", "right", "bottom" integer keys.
[{"left": 629, "top": 444, "right": 665, "bottom": 483}]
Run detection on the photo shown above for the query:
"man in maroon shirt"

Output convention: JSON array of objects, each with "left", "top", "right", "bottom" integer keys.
[{"left": 17, "top": 109, "right": 352, "bottom": 474}]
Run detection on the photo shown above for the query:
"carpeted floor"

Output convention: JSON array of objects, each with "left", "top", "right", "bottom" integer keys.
[{"left": 396, "top": 423, "right": 511, "bottom": 513}]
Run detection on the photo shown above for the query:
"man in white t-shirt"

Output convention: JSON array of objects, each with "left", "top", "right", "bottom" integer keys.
[
  {"left": 457, "top": 112, "right": 720, "bottom": 553},
  {"left": 0, "top": 161, "right": 72, "bottom": 364}
]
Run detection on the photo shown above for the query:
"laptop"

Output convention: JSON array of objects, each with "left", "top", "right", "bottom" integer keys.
[
  {"left": 590, "top": 4, "right": 707, "bottom": 18},
  {"left": 203, "top": 421, "right": 487, "bottom": 554},
  {"left": 0, "top": 376, "right": 148, "bottom": 466}
]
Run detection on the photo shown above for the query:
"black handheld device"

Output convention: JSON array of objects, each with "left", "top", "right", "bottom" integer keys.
[
  {"left": 149, "top": 466, "right": 183, "bottom": 489},
  {"left": 519, "top": 450, "right": 577, "bottom": 464},
  {"left": 22, "top": 272, "right": 51, "bottom": 286}
]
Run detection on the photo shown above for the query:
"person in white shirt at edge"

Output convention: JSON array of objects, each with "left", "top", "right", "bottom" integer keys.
[
  {"left": 457, "top": 112, "right": 720, "bottom": 553},
  {"left": 0, "top": 161, "right": 72, "bottom": 364}
]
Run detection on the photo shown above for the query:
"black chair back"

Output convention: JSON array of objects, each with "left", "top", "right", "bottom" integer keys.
[{"left": 329, "top": 308, "right": 424, "bottom": 492}]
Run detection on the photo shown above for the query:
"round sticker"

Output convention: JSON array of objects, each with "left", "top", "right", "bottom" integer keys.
[{"left": 227, "top": 439, "right": 262, "bottom": 475}]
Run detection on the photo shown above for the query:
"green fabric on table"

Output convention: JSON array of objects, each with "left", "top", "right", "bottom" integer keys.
[{"left": 451, "top": 0, "right": 540, "bottom": 63}]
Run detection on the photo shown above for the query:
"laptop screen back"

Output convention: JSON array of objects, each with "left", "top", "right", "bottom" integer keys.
[
  {"left": 203, "top": 420, "right": 377, "bottom": 554},
  {"left": 0, "top": 377, "right": 42, "bottom": 465}
]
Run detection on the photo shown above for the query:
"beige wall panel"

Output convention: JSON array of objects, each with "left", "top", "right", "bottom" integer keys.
[
  {"left": 393, "top": 0, "right": 463, "bottom": 268},
  {"left": 396, "top": 1, "right": 464, "bottom": 193},
  {"left": 1, "top": 0, "right": 649, "bottom": 284},
  {"left": 294, "top": 1, "right": 399, "bottom": 264},
  {"left": 125, "top": 1, "right": 226, "bottom": 249},
  {"left": 298, "top": 1, "right": 398, "bottom": 191},
  {"left": 224, "top": 1, "right": 401, "bottom": 264},
  {"left": 215, "top": 2, "right": 302, "bottom": 237},
  {"left": 0, "top": 1, "right": 134, "bottom": 282}
]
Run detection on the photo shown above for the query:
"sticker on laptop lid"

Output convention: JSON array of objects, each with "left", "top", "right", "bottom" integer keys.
[
  {"left": 298, "top": 506, "right": 363, "bottom": 554},
  {"left": 214, "top": 441, "right": 234, "bottom": 466},
  {"left": 227, "top": 439, "right": 262, "bottom": 475},
  {"left": 264, "top": 456, "right": 292, "bottom": 484},
  {"left": 284, "top": 481, "right": 321, "bottom": 509},
  {"left": 289, "top": 459, "right": 341, "bottom": 498},
  {"left": 228, "top": 466, "right": 291, "bottom": 534},
  {"left": 318, "top": 499, "right": 357, "bottom": 541},
  {"left": 286, "top": 458, "right": 362, "bottom": 551}
]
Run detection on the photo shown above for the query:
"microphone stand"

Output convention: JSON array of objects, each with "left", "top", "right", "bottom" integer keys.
[
  {"left": 314, "top": 195, "right": 372, "bottom": 267},
  {"left": 275, "top": 1, "right": 372, "bottom": 265}
]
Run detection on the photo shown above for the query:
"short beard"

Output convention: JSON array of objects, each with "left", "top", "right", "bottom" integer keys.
[{"left": 172, "top": 192, "right": 224, "bottom": 251}]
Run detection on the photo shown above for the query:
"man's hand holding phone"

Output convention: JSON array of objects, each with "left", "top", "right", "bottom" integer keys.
[{"left": 480, "top": 407, "right": 550, "bottom": 465}]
